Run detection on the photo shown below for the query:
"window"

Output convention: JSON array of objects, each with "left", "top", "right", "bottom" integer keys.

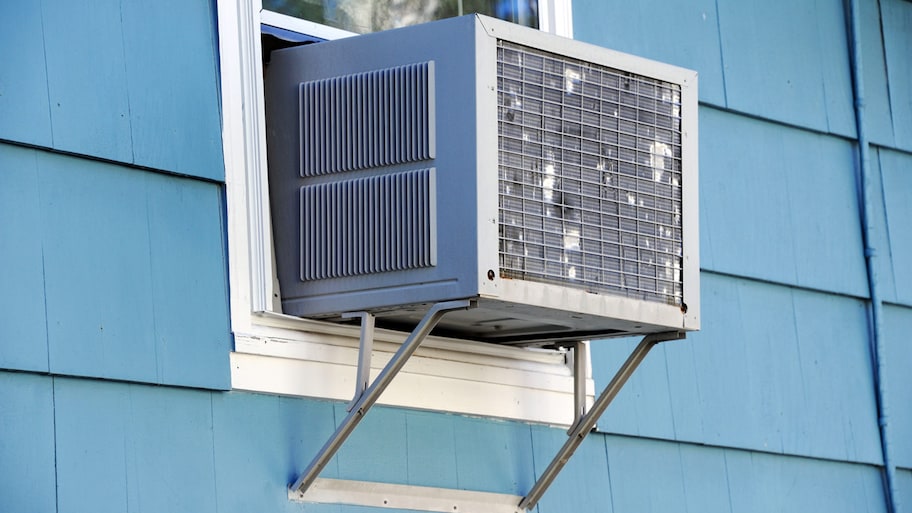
[
  {"left": 263, "top": 0, "right": 541, "bottom": 33},
  {"left": 216, "top": 0, "right": 586, "bottom": 426}
]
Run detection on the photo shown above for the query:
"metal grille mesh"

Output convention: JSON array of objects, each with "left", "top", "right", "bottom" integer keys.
[{"left": 496, "top": 41, "right": 684, "bottom": 305}]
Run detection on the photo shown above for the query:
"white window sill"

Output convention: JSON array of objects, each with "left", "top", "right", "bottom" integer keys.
[{"left": 230, "top": 313, "right": 590, "bottom": 426}]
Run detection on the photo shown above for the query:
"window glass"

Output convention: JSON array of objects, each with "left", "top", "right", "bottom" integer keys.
[{"left": 262, "top": 0, "right": 538, "bottom": 33}]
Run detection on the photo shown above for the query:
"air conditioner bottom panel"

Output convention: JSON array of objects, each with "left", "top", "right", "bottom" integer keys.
[{"left": 283, "top": 295, "right": 684, "bottom": 347}]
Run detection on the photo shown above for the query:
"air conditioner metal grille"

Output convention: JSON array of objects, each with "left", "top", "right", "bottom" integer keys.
[
  {"left": 496, "top": 40, "right": 684, "bottom": 305},
  {"left": 299, "top": 62, "right": 435, "bottom": 176},
  {"left": 300, "top": 168, "right": 437, "bottom": 280}
]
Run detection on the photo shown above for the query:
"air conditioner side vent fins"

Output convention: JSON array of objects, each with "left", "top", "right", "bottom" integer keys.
[
  {"left": 300, "top": 168, "right": 438, "bottom": 281},
  {"left": 299, "top": 61, "right": 436, "bottom": 176}
]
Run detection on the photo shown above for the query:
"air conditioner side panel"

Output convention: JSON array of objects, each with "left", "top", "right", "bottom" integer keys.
[{"left": 265, "top": 16, "right": 485, "bottom": 317}]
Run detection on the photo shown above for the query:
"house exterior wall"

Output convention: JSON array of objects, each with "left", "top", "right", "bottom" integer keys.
[
  {"left": 0, "top": 1, "right": 909, "bottom": 513},
  {"left": 573, "top": 1, "right": 912, "bottom": 511}
]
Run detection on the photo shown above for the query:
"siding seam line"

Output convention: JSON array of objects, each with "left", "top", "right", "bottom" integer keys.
[
  {"left": 38, "top": 0, "right": 55, "bottom": 147},
  {"left": 712, "top": 0, "right": 729, "bottom": 108},
  {"left": 117, "top": 0, "right": 136, "bottom": 164},
  {"left": 874, "top": 0, "right": 898, "bottom": 145},
  {"left": 51, "top": 376, "right": 60, "bottom": 513}
]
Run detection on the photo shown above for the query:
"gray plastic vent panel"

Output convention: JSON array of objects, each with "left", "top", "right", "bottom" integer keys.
[
  {"left": 496, "top": 40, "right": 684, "bottom": 306},
  {"left": 300, "top": 168, "right": 437, "bottom": 280},
  {"left": 300, "top": 62, "right": 436, "bottom": 176}
]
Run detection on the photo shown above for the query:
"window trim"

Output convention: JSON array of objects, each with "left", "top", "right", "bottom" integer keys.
[{"left": 216, "top": 0, "right": 587, "bottom": 426}]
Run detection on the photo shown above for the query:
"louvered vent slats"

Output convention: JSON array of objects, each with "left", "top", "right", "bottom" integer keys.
[
  {"left": 299, "top": 62, "right": 435, "bottom": 176},
  {"left": 300, "top": 169, "right": 437, "bottom": 281}
]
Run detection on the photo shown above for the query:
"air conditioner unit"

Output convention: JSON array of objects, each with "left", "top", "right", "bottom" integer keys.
[{"left": 265, "top": 14, "right": 699, "bottom": 345}]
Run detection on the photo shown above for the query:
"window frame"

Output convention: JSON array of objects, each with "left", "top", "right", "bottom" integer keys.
[{"left": 216, "top": 0, "right": 588, "bottom": 426}]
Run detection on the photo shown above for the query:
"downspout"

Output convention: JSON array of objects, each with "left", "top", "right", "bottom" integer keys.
[{"left": 846, "top": 1, "right": 899, "bottom": 512}]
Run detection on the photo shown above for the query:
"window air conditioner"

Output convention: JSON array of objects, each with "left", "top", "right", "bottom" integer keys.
[{"left": 265, "top": 14, "right": 699, "bottom": 345}]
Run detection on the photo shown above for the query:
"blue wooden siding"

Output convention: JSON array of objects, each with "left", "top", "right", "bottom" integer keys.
[
  {"left": 0, "top": 142, "right": 230, "bottom": 388},
  {"left": 880, "top": 0, "right": 912, "bottom": 151},
  {"left": 592, "top": 272, "right": 883, "bottom": 464},
  {"left": 54, "top": 377, "right": 219, "bottom": 513},
  {"left": 530, "top": 425, "right": 613, "bottom": 513},
  {"left": 0, "top": 370, "right": 894, "bottom": 513},
  {"left": 119, "top": 0, "right": 224, "bottom": 179},
  {"left": 567, "top": 0, "right": 726, "bottom": 106},
  {"left": 210, "top": 391, "right": 341, "bottom": 513},
  {"left": 0, "top": 372, "right": 57, "bottom": 513},
  {"left": 860, "top": 0, "right": 898, "bottom": 148},
  {"left": 699, "top": 107, "right": 868, "bottom": 296},
  {"left": 576, "top": 0, "right": 911, "bottom": 510},
  {"left": 574, "top": 0, "right": 912, "bottom": 152},
  {"left": 715, "top": 0, "right": 854, "bottom": 136},
  {"left": 881, "top": 149, "right": 912, "bottom": 305},
  {"left": 0, "top": 3, "right": 53, "bottom": 147},
  {"left": 574, "top": 0, "right": 856, "bottom": 136},
  {"left": 0, "top": 145, "right": 48, "bottom": 372},
  {"left": 722, "top": 448, "right": 887, "bottom": 513},
  {"left": 42, "top": 0, "right": 134, "bottom": 163},
  {"left": 901, "top": 470, "right": 912, "bottom": 508},
  {"left": 0, "top": 0, "right": 223, "bottom": 180},
  {"left": 884, "top": 305, "right": 912, "bottom": 468},
  {"left": 0, "top": 0, "right": 229, "bottom": 389}
]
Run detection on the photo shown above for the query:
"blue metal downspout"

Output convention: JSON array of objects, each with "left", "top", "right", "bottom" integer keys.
[{"left": 846, "top": 1, "right": 900, "bottom": 512}]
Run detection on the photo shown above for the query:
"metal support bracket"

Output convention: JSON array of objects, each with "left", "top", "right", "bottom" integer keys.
[
  {"left": 518, "top": 330, "right": 685, "bottom": 511},
  {"left": 289, "top": 311, "right": 682, "bottom": 512},
  {"left": 289, "top": 300, "right": 473, "bottom": 498},
  {"left": 568, "top": 341, "right": 589, "bottom": 435},
  {"left": 342, "top": 311, "right": 375, "bottom": 411}
]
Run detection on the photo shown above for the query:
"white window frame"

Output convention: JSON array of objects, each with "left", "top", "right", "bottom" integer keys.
[{"left": 216, "top": 0, "right": 588, "bottom": 426}]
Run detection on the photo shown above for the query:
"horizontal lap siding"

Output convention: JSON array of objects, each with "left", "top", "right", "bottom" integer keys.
[
  {"left": 715, "top": 0, "right": 855, "bottom": 136},
  {"left": 571, "top": 0, "right": 909, "bottom": 152},
  {"left": 53, "top": 377, "right": 219, "bottom": 513},
  {"left": 698, "top": 107, "right": 868, "bottom": 295},
  {"left": 0, "top": 0, "right": 230, "bottom": 388},
  {"left": 0, "top": 0, "right": 223, "bottom": 180},
  {"left": 0, "top": 142, "right": 230, "bottom": 388},
  {"left": 0, "top": 372, "right": 57, "bottom": 513},
  {"left": 901, "top": 470, "right": 912, "bottom": 508},
  {"left": 0, "top": 3, "right": 53, "bottom": 146},
  {"left": 881, "top": 149, "right": 912, "bottom": 305},
  {"left": 530, "top": 425, "right": 613, "bottom": 512},
  {"left": 119, "top": 0, "right": 224, "bottom": 179},
  {"left": 883, "top": 305, "right": 912, "bottom": 468},
  {"left": 605, "top": 436, "right": 886, "bottom": 513},
  {"left": 860, "top": 0, "right": 897, "bottom": 148},
  {"left": 0, "top": 145, "right": 48, "bottom": 371},
  {"left": 591, "top": 272, "right": 883, "bottom": 464},
  {"left": 570, "top": 0, "right": 726, "bottom": 106},
  {"left": 576, "top": 0, "right": 908, "bottom": 476},
  {"left": 0, "top": 370, "right": 892, "bottom": 513},
  {"left": 880, "top": 0, "right": 912, "bottom": 151},
  {"left": 42, "top": 0, "right": 134, "bottom": 163},
  {"left": 721, "top": 448, "right": 887, "bottom": 513}
]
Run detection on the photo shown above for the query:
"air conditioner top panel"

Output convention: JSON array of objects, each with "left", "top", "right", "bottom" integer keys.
[{"left": 265, "top": 14, "right": 699, "bottom": 343}]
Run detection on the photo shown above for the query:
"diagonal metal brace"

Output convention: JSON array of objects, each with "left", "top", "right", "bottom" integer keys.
[
  {"left": 290, "top": 300, "right": 473, "bottom": 498},
  {"left": 518, "top": 330, "right": 685, "bottom": 512}
]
